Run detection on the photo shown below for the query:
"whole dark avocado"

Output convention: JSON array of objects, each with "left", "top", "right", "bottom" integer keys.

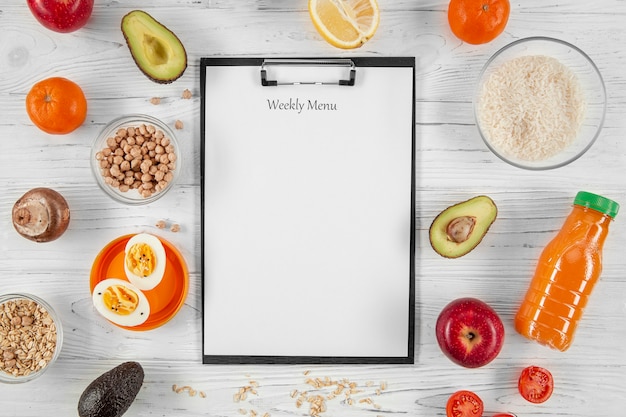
[{"left": 78, "top": 361, "right": 144, "bottom": 417}]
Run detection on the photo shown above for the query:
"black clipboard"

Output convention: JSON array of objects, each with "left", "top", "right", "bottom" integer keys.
[{"left": 201, "top": 57, "right": 416, "bottom": 364}]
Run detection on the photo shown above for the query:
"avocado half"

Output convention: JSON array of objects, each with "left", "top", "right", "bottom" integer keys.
[
  {"left": 429, "top": 195, "right": 497, "bottom": 258},
  {"left": 121, "top": 10, "right": 187, "bottom": 84}
]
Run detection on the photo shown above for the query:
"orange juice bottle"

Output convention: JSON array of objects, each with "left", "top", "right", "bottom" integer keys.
[{"left": 515, "top": 191, "right": 619, "bottom": 351}]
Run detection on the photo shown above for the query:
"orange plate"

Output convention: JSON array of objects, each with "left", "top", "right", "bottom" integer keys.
[{"left": 90, "top": 234, "right": 189, "bottom": 331}]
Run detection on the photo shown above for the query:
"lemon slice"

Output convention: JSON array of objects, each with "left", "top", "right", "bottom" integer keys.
[{"left": 308, "top": 0, "right": 380, "bottom": 49}]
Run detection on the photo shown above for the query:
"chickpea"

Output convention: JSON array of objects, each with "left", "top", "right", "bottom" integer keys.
[
  {"left": 110, "top": 164, "right": 121, "bottom": 177},
  {"left": 96, "top": 123, "right": 176, "bottom": 199}
]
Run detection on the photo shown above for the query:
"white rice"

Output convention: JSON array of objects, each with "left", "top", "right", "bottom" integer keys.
[{"left": 477, "top": 55, "right": 586, "bottom": 161}]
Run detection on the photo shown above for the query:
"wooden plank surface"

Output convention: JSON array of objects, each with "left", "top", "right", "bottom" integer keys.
[{"left": 1, "top": 1, "right": 625, "bottom": 416}]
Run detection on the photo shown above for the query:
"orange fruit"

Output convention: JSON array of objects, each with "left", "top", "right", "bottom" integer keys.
[
  {"left": 448, "top": 0, "right": 510, "bottom": 45},
  {"left": 308, "top": 0, "right": 380, "bottom": 49},
  {"left": 26, "top": 77, "right": 87, "bottom": 135}
]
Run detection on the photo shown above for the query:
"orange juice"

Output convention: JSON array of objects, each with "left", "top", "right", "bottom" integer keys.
[{"left": 515, "top": 191, "right": 619, "bottom": 351}]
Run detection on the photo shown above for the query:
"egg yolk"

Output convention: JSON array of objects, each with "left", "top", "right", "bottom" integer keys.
[
  {"left": 125, "top": 243, "right": 157, "bottom": 278},
  {"left": 103, "top": 284, "right": 139, "bottom": 315}
]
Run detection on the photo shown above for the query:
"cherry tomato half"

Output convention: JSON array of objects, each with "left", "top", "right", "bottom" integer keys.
[
  {"left": 446, "top": 390, "right": 484, "bottom": 417},
  {"left": 518, "top": 365, "right": 554, "bottom": 403}
]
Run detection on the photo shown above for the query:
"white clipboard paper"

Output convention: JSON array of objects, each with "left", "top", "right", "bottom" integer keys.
[{"left": 201, "top": 57, "right": 415, "bottom": 364}]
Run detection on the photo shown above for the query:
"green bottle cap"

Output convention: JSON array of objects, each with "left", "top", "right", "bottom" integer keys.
[{"left": 573, "top": 191, "right": 620, "bottom": 218}]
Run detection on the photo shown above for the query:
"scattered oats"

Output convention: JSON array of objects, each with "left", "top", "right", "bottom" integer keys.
[
  {"left": 156, "top": 219, "right": 167, "bottom": 229},
  {"left": 174, "top": 119, "right": 184, "bottom": 130},
  {"left": 238, "top": 409, "right": 247, "bottom": 415},
  {"left": 170, "top": 223, "right": 181, "bottom": 233},
  {"left": 182, "top": 89, "right": 192, "bottom": 99},
  {"left": 150, "top": 97, "right": 161, "bottom": 105},
  {"left": 172, "top": 384, "right": 205, "bottom": 398}
]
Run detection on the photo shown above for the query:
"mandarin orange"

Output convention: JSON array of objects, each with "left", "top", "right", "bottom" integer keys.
[
  {"left": 448, "top": 0, "right": 510, "bottom": 45},
  {"left": 26, "top": 77, "right": 87, "bottom": 135}
]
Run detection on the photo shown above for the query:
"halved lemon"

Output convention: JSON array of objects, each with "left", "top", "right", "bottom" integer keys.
[{"left": 308, "top": 0, "right": 380, "bottom": 49}]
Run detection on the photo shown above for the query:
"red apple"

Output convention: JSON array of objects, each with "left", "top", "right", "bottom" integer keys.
[
  {"left": 435, "top": 297, "right": 505, "bottom": 368},
  {"left": 27, "top": 0, "right": 94, "bottom": 33}
]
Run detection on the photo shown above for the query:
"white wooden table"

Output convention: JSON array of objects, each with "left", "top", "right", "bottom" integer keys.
[{"left": 1, "top": 1, "right": 625, "bottom": 416}]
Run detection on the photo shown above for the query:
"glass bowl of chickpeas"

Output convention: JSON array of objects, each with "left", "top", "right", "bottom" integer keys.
[{"left": 91, "top": 114, "right": 181, "bottom": 205}]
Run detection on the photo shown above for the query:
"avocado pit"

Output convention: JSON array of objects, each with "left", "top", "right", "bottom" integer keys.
[{"left": 446, "top": 216, "right": 476, "bottom": 243}]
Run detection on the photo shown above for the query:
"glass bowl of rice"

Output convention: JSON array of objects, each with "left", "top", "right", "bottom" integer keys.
[{"left": 474, "top": 37, "right": 606, "bottom": 170}]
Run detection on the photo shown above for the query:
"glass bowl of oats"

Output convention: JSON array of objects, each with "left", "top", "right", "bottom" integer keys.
[
  {"left": 91, "top": 114, "right": 181, "bottom": 205},
  {"left": 474, "top": 37, "right": 606, "bottom": 170},
  {"left": 0, "top": 293, "right": 63, "bottom": 383}
]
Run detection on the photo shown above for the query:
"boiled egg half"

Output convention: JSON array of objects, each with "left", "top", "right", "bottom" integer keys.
[
  {"left": 124, "top": 233, "right": 166, "bottom": 291},
  {"left": 92, "top": 278, "right": 150, "bottom": 327}
]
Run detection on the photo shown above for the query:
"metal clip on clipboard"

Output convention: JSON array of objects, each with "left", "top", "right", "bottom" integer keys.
[{"left": 260, "top": 59, "right": 356, "bottom": 86}]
